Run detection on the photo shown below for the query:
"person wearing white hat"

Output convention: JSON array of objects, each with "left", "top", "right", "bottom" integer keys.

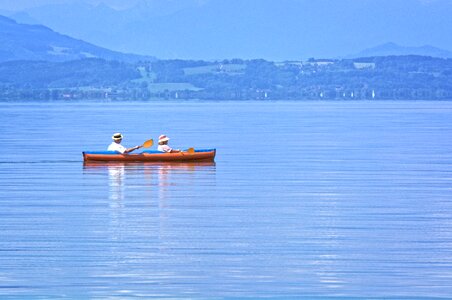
[
  {"left": 107, "top": 133, "right": 142, "bottom": 154},
  {"left": 157, "top": 134, "right": 180, "bottom": 153}
]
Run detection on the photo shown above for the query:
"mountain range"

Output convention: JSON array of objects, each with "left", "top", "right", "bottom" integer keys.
[
  {"left": 348, "top": 43, "right": 452, "bottom": 59},
  {"left": 0, "top": 15, "right": 153, "bottom": 62},
  {"left": 0, "top": 12, "right": 451, "bottom": 63},
  {"left": 2, "top": 0, "right": 452, "bottom": 60}
]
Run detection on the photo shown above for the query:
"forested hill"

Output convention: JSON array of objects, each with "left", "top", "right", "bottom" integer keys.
[
  {"left": 0, "top": 15, "right": 153, "bottom": 63},
  {"left": 0, "top": 55, "right": 451, "bottom": 101}
]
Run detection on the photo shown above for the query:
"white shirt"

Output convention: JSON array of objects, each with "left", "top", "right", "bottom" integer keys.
[
  {"left": 108, "top": 142, "right": 126, "bottom": 154},
  {"left": 158, "top": 144, "right": 172, "bottom": 152}
]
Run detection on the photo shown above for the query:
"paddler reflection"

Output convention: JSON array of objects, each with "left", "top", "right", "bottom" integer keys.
[
  {"left": 154, "top": 162, "right": 216, "bottom": 248},
  {"left": 82, "top": 162, "right": 128, "bottom": 241},
  {"left": 106, "top": 163, "right": 126, "bottom": 241},
  {"left": 157, "top": 163, "right": 171, "bottom": 208},
  {"left": 82, "top": 162, "right": 127, "bottom": 204},
  {"left": 156, "top": 162, "right": 216, "bottom": 204},
  {"left": 107, "top": 163, "right": 125, "bottom": 206}
]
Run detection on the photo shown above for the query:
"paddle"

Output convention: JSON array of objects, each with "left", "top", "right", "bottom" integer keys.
[{"left": 141, "top": 139, "right": 154, "bottom": 148}]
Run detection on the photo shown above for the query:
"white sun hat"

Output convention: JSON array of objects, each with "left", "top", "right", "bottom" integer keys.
[
  {"left": 112, "top": 133, "right": 123, "bottom": 141},
  {"left": 158, "top": 134, "right": 170, "bottom": 143}
]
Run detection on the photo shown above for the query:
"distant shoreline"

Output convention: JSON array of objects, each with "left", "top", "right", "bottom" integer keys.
[
  {"left": 1, "top": 56, "right": 451, "bottom": 101},
  {"left": 2, "top": 98, "right": 452, "bottom": 104}
]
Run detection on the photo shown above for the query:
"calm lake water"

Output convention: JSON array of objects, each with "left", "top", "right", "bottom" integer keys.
[{"left": 1, "top": 100, "right": 452, "bottom": 299}]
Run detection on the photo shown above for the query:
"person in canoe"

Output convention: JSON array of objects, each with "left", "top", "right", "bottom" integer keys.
[
  {"left": 108, "top": 133, "right": 142, "bottom": 154},
  {"left": 157, "top": 134, "right": 180, "bottom": 153}
]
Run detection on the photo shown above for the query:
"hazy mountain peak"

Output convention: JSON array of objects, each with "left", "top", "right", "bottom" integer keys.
[
  {"left": 349, "top": 42, "right": 452, "bottom": 58},
  {"left": 0, "top": 14, "right": 17, "bottom": 24},
  {"left": 0, "top": 14, "right": 153, "bottom": 62},
  {"left": 93, "top": 2, "right": 118, "bottom": 12}
]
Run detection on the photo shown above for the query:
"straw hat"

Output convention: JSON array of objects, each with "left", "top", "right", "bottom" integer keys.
[
  {"left": 158, "top": 134, "right": 170, "bottom": 143},
  {"left": 112, "top": 133, "right": 123, "bottom": 141}
]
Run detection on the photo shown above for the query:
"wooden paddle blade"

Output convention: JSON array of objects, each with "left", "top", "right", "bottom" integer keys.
[
  {"left": 187, "top": 147, "right": 195, "bottom": 154},
  {"left": 142, "top": 139, "right": 154, "bottom": 148}
]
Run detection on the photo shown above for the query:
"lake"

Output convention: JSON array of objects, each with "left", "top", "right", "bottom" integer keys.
[{"left": 1, "top": 100, "right": 452, "bottom": 298}]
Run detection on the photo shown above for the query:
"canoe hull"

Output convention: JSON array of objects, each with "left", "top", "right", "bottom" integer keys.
[{"left": 83, "top": 149, "right": 216, "bottom": 162}]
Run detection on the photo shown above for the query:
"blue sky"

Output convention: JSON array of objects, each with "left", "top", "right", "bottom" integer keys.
[
  {"left": 0, "top": 0, "right": 187, "bottom": 10},
  {"left": 0, "top": 0, "right": 444, "bottom": 11}
]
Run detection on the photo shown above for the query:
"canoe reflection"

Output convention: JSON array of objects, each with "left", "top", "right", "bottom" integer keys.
[
  {"left": 83, "top": 161, "right": 216, "bottom": 170},
  {"left": 83, "top": 161, "right": 216, "bottom": 204},
  {"left": 83, "top": 161, "right": 216, "bottom": 244}
]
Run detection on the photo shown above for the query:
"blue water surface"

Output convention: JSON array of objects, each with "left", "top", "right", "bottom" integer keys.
[{"left": 1, "top": 100, "right": 452, "bottom": 299}]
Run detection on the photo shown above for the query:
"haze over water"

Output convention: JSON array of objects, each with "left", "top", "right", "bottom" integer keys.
[{"left": 1, "top": 100, "right": 452, "bottom": 298}]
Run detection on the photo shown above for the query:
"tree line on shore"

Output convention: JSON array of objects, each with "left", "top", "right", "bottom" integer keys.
[{"left": 0, "top": 55, "right": 451, "bottom": 101}]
